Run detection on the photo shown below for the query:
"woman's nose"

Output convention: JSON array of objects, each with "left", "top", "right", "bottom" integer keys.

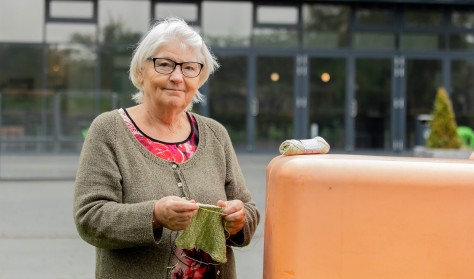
[{"left": 169, "top": 65, "right": 184, "bottom": 82}]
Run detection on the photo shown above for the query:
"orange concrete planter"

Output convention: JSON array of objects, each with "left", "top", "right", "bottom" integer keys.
[{"left": 264, "top": 154, "right": 474, "bottom": 279}]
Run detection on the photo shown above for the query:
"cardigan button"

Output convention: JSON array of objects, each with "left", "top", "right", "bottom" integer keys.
[
  {"left": 172, "top": 164, "right": 177, "bottom": 168},
  {"left": 177, "top": 182, "right": 183, "bottom": 187}
]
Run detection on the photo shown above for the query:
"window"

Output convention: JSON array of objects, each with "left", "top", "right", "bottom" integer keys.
[
  {"left": 0, "top": 44, "right": 45, "bottom": 136},
  {"left": 303, "top": 4, "right": 349, "bottom": 49},
  {"left": 450, "top": 9, "right": 474, "bottom": 50},
  {"left": 45, "top": 0, "right": 97, "bottom": 43},
  {"left": 46, "top": 44, "right": 97, "bottom": 137},
  {"left": 253, "top": 4, "right": 300, "bottom": 48},
  {"left": 452, "top": 10, "right": 474, "bottom": 29},
  {"left": 253, "top": 28, "right": 299, "bottom": 48},
  {"left": 451, "top": 60, "right": 474, "bottom": 127},
  {"left": 404, "top": 8, "right": 443, "bottom": 27},
  {"left": 353, "top": 32, "right": 395, "bottom": 50},
  {"left": 154, "top": 2, "right": 199, "bottom": 24},
  {"left": 99, "top": 0, "right": 149, "bottom": 43},
  {"left": 50, "top": 0, "right": 95, "bottom": 19},
  {"left": 0, "top": 0, "right": 43, "bottom": 42},
  {"left": 356, "top": 8, "right": 396, "bottom": 26},
  {"left": 256, "top": 5, "right": 298, "bottom": 25},
  {"left": 45, "top": 23, "right": 97, "bottom": 43},
  {"left": 202, "top": 1, "right": 252, "bottom": 47},
  {"left": 46, "top": 0, "right": 97, "bottom": 23},
  {"left": 400, "top": 33, "right": 443, "bottom": 50}
]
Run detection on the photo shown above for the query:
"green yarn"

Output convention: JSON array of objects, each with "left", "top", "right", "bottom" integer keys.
[{"left": 175, "top": 204, "right": 227, "bottom": 263}]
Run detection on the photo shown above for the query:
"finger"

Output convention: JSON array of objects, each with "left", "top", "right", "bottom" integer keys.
[
  {"left": 223, "top": 219, "right": 244, "bottom": 236},
  {"left": 224, "top": 209, "right": 245, "bottom": 222},
  {"left": 216, "top": 200, "right": 227, "bottom": 208},
  {"left": 172, "top": 200, "right": 199, "bottom": 213},
  {"left": 221, "top": 200, "right": 243, "bottom": 215}
]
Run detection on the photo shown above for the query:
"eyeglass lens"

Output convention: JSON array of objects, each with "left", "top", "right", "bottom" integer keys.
[{"left": 152, "top": 58, "right": 202, "bottom": 78}]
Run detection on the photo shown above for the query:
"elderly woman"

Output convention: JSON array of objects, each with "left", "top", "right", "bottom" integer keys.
[{"left": 74, "top": 17, "right": 260, "bottom": 279}]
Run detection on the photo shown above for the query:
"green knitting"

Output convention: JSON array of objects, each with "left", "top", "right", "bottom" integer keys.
[{"left": 175, "top": 204, "right": 227, "bottom": 263}]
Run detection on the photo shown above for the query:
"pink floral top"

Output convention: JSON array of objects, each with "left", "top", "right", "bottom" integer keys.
[
  {"left": 119, "top": 108, "right": 198, "bottom": 163},
  {"left": 119, "top": 108, "right": 217, "bottom": 278}
]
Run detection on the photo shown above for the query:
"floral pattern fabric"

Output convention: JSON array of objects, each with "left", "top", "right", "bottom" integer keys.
[
  {"left": 119, "top": 108, "right": 198, "bottom": 163},
  {"left": 119, "top": 108, "right": 217, "bottom": 278}
]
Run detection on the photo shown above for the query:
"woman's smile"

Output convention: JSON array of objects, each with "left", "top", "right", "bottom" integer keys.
[{"left": 163, "top": 87, "right": 184, "bottom": 93}]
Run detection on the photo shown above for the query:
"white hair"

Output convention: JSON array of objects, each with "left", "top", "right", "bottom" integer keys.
[{"left": 129, "top": 17, "right": 219, "bottom": 110}]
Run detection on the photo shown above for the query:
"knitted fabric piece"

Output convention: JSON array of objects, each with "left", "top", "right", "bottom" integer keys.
[
  {"left": 279, "top": 136, "right": 330, "bottom": 156},
  {"left": 175, "top": 204, "right": 227, "bottom": 263}
]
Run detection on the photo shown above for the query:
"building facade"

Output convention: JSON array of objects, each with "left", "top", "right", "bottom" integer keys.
[{"left": 0, "top": 0, "right": 473, "bottom": 153}]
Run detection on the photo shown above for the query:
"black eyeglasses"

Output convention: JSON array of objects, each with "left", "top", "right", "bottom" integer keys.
[{"left": 148, "top": 57, "right": 203, "bottom": 78}]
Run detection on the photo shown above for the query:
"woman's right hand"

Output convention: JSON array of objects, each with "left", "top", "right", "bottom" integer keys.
[{"left": 153, "top": 196, "right": 199, "bottom": 231}]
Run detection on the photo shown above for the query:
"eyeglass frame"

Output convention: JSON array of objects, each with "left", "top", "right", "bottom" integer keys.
[{"left": 147, "top": 57, "right": 204, "bottom": 78}]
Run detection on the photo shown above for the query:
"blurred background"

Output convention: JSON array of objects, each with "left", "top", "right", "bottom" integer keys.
[
  {"left": 0, "top": 0, "right": 474, "bottom": 179},
  {"left": 0, "top": 1, "right": 473, "bottom": 278}
]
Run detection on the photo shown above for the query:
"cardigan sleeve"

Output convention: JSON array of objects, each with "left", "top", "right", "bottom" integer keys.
[
  {"left": 214, "top": 121, "right": 261, "bottom": 247},
  {"left": 73, "top": 112, "right": 158, "bottom": 249}
]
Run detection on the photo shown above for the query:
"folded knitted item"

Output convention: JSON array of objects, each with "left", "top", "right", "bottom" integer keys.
[
  {"left": 279, "top": 136, "right": 330, "bottom": 156},
  {"left": 175, "top": 203, "right": 227, "bottom": 263}
]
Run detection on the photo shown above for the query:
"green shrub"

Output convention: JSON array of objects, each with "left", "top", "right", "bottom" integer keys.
[{"left": 426, "top": 87, "right": 462, "bottom": 149}]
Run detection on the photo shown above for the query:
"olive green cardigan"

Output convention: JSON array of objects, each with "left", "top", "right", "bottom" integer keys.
[{"left": 74, "top": 110, "right": 260, "bottom": 279}]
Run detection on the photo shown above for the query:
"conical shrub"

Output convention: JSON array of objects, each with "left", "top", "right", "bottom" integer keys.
[{"left": 426, "top": 87, "right": 462, "bottom": 149}]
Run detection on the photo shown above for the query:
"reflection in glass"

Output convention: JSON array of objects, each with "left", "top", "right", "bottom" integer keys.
[
  {"left": 100, "top": 46, "right": 135, "bottom": 111},
  {"left": 451, "top": 60, "right": 474, "bottom": 128},
  {"left": 400, "top": 33, "right": 443, "bottom": 50},
  {"left": 208, "top": 56, "right": 247, "bottom": 149},
  {"left": 404, "top": 9, "right": 442, "bottom": 27},
  {"left": 202, "top": 2, "right": 252, "bottom": 48},
  {"left": 309, "top": 58, "right": 345, "bottom": 149},
  {"left": 50, "top": 1, "right": 94, "bottom": 19},
  {"left": 353, "top": 32, "right": 394, "bottom": 50},
  {"left": 450, "top": 34, "right": 474, "bottom": 50},
  {"left": 253, "top": 28, "right": 298, "bottom": 48},
  {"left": 155, "top": 3, "right": 198, "bottom": 22},
  {"left": 405, "top": 59, "right": 441, "bottom": 148},
  {"left": 452, "top": 10, "right": 474, "bottom": 29},
  {"left": 256, "top": 5, "right": 298, "bottom": 25},
  {"left": 46, "top": 44, "right": 97, "bottom": 138},
  {"left": 356, "top": 8, "right": 395, "bottom": 26},
  {"left": 0, "top": 44, "right": 44, "bottom": 139},
  {"left": 0, "top": 0, "right": 43, "bottom": 42},
  {"left": 46, "top": 23, "right": 97, "bottom": 43},
  {"left": 303, "top": 4, "right": 349, "bottom": 49},
  {"left": 256, "top": 56, "right": 294, "bottom": 150},
  {"left": 99, "top": 0, "right": 149, "bottom": 43},
  {"left": 355, "top": 59, "right": 392, "bottom": 150}
]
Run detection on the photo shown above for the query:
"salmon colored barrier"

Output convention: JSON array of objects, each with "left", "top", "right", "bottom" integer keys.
[{"left": 264, "top": 154, "right": 474, "bottom": 279}]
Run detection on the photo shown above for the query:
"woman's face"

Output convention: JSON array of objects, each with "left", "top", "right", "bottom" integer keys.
[{"left": 139, "top": 40, "right": 201, "bottom": 112}]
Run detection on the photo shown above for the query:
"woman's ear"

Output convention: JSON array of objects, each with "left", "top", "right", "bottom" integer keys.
[{"left": 137, "top": 70, "right": 144, "bottom": 85}]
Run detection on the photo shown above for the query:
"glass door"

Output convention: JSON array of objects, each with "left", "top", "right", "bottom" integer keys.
[
  {"left": 255, "top": 56, "right": 294, "bottom": 151},
  {"left": 405, "top": 58, "right": 442, "bottom": 148},
  {"left": 208, "top": 55, "right": 248, "bottom": 149},
  {"left": 308, "top": 57, "right": 346, "bottom": 149},
  {"left": 355, "top": 58, "right": 392, "bottom": 150}
]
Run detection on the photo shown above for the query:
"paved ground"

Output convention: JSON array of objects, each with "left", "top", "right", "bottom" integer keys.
[
  {"left": 1, "top": 149, "right": 449, "bottom": 279},
  {"left": 0, "top": 152, "right": 277, "bottom": 279}
]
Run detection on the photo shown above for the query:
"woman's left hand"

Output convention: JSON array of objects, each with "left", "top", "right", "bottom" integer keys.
[{"left": 217, "top": 199, "right": 246, "bottom": 236}]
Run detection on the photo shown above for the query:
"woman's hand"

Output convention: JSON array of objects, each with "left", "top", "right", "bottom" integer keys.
[
  {"left": 217, "top": 199, "right": 246, "bottom": 236},
  {"left": 153, "top": 196, "right": 199, "bottom": 231}
]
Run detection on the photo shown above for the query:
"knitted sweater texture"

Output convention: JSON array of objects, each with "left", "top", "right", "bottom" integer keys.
[{"left": 73, "top": 110, "right": 260, "bottom": 279}]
